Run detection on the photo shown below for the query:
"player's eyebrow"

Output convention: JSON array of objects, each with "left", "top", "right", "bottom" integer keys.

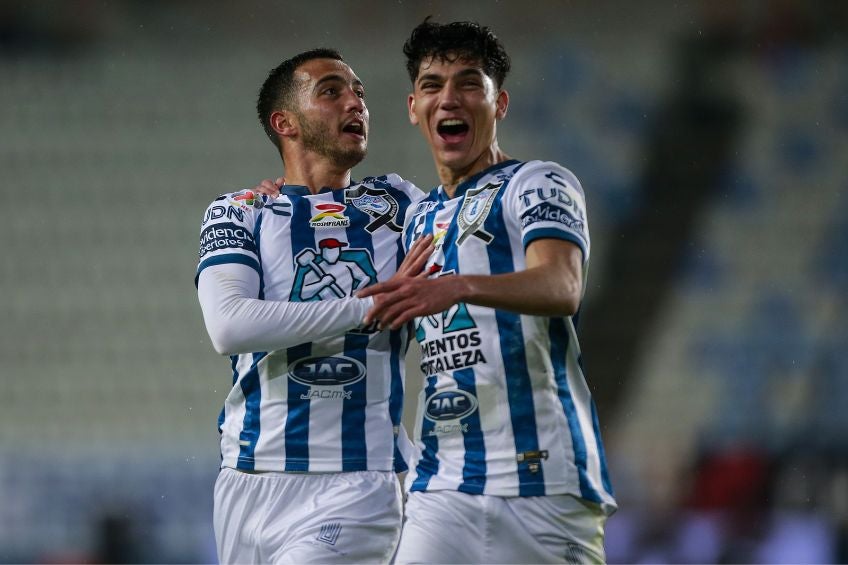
[
  {"left": 314, "top": 74, "right": 364, "bottom": 91},
  {"left": 417, "top": 68, "right": 484, "bottom": 86}
]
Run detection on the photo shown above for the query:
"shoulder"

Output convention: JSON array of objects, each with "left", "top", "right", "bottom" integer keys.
[
  {"left": 358, "top": 173, "right": 425, "bottom": 200},
  {"left": 508, "top": 160, "right": 584, "bottom": 197},
  {"left": 201, "top": 188, "right": 264, "bottom": 226}
]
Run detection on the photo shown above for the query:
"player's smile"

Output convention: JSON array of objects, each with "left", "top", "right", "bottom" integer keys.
[{"left": 436, "top": 117, "right": 470, "bottom": 145}]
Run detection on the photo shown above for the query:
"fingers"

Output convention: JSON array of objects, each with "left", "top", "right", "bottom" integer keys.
[
  {"left": 398, "top": 235, "right": 434, "bottom": 277},
  {"left": 357, "top": 280, "right": 389, "bottom": 299},
  {"left": 379, "top": 300, "right": 419, "bottom": 330},
  {"left": 275, "top": 176, "right": 285, "bottom": 186},
  {"left": 254, "top": 178, "right": 281, "bottom": 198}
]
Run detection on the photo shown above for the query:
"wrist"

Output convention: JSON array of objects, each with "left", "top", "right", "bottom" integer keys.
[{"left": 450, "top": 275, "right": 474, "bottom": 304}]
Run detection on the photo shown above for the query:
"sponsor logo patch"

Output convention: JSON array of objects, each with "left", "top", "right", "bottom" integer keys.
[
  {"left": 521, "top": 203, "right": 585, "bottom": 236},
  {"left": 309, "top": 203, "right": 350, "bottom": 229},
  {"left": 228, "top": 190, "right": 264, "bottom": 210},
  {"left": 288, "top": 355, "right": 366, "bottom": 387},
  {"left": 424, "top": 390, "right": 479, "bottom": 422},
  {"left": 198, "top": 222, "right": 255, "bottom": 258}
]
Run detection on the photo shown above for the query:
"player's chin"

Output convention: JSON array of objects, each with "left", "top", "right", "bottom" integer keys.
[{"left": 335, "top": 146, "right": 367, "bottom": 170}]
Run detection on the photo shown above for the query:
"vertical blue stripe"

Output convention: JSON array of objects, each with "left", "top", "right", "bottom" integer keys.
[
  {"left": 254, "top": 212, "right": 265, "bottom": 299},
  {"left": 337, "top": 190, "right": 374, "bottom": 470},
  {"left": 411, "top": 374, "right": 440, "bottom": 491},
  {"left": 549, "top": 318, "right": 602, "bottom": 503},
  {"left": 389, "top": 328, "right": 408, "bottom": 473},
  {"left": 218, "top": 355, "right": 239, "bottom": 436},
  {"left": 236, "top": 352, "right": 267, "bottom": 470},
  {"left": 390, "top": 231, "right": 409, "bottom": 473},
  {"left": 578, "top": 345, "right": 613, "bottom": 496},
  {"left": 284, "top": 194, "right": 317, "bottom": 471},
  {"left": 284, "top": 343, "right": 311, "bottom": 471},
  {"left": 438, "top": 202, "right": 489, "bottom": 493},
  {"left": 409, "top": 195, "right": 447, "bottom": 490},
  {"left": 485, "top": 186, "right": 545, "bottom": 496},
  {"left": 454, "top": 368, "right": 486, "bottom": 494},
  {"left": 591, "top": 399, "right": 615, "bottom": 496}
]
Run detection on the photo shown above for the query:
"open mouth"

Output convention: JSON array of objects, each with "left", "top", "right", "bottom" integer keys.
[
  {"left": 342, "top": 120, "right": 365, "bottom": 138},
  {"left": 436, "top": 118, "right": 469, "bottom": 144}
]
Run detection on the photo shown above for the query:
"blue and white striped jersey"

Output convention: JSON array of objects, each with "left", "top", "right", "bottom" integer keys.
[
  {"left": 402, "top": 160, "right": 616, "bottom": 513},
  {"left": 196, "top": 174, "right": 421, "bottom": 473}
]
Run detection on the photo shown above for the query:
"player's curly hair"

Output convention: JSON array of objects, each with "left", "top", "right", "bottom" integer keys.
[
  {"left": 403, "top": 18, "right": 511, "bottom": 88},
  {"left": 257, "top": 48, "right": 345, "bottom": 150}
]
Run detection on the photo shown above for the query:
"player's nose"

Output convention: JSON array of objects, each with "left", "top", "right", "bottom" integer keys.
[{"left": 438, "top": 81, "right": 461, "bottom": 110}]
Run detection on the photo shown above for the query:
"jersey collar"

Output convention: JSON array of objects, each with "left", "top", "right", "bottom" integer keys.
[
  {"left": 280, "top": 182, "right": 357, "bottom": 197},
  {"left": 437, "top": 159, "right": 521, "bottom": 201}
]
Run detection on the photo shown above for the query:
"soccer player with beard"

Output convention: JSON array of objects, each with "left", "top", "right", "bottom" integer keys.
[
  {"left": 359, "top": 21, "right": 617, "bottom": 563},
  {"left": 195, "top": 49, "right": 430, "bottom": 563}
]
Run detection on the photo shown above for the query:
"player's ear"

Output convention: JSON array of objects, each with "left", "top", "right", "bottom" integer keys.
[
  {"left": 407, "top": 94, "right": 419, "bottom": 126},
  {"left": 495, "top": 89, "right": 509, "bottom": 120},
  {"left": 271, "top": 110, "right": 298, "bottom": 138}
]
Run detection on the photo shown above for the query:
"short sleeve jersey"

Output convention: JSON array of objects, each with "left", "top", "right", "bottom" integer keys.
[
  {"left": 402, "top": 160, "right": 616, "bottom": 513},
  {"left": 196, "top": 175, "right": 422, "bottom": 473}
]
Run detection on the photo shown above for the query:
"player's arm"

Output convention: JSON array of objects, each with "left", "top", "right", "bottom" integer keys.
[
  {"left": 359, "top": 238, "right": 582, "bottom": 329},
  {"left": 197, "top": 233, "right": 434, "bottom": 355},
  {"left": 197, "top": 264, "right": 372, "bottom": 355}
]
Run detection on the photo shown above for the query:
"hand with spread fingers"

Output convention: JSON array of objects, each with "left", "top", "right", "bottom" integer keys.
[{"left": 358, "top": 235, "right": 460, "bottom": 330}]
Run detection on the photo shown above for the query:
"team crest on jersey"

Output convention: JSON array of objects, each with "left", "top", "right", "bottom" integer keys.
[
  {"left": 228, "top": 190, "right": 264, "bottom": 210},
  {"left": 309, "top": 203, "right": 351, "bottom": 229},
  {"left": 290, "top": 239, "right": 377, "bottom": 302},
  {"left": 457, "top": 181, "right": 502, "bottom": 245},
  {"left": 344, "top": 185, "right": 402, "bottom": 233}
]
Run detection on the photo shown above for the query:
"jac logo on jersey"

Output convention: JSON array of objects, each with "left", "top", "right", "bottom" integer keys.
[
  {"left": 424, "top": 390, "right": 479, "bottom": 422},
  {"left": 288, "top": 356, "right": 366, "bottom": 387}
]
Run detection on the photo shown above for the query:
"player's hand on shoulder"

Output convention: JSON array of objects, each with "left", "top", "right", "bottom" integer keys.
[{"left": 253, "top": 176, "right": 285, "bottom": 198}]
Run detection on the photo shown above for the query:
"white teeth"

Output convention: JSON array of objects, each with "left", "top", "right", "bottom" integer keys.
[{"left": 439, "top": 119, "right": 465, "bottom": 126}]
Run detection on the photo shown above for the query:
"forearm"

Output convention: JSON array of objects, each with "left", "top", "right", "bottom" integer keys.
[
  {"left": 457, "top": 266, "right": 581, "bottom": 317},
  {"left": 197, "top": 265, "right": 370, "bottom": 355}
]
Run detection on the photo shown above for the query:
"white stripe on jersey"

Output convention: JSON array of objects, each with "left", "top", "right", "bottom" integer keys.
[
  {"left": 197, "top": 175, "right": 422, "bottom": 473},
  {"left": 402, "top": 160, "right": 616, "bottom": 514}
]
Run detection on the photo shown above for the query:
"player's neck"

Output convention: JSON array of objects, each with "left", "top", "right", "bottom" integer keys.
[
  {"left": 438, "top": 143, "right": 510, "bottom": 199},
  {"left": 281, "top": 149, "right": 352, "bottom": 194}
]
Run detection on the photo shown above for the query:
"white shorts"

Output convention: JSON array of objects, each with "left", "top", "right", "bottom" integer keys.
[
  {"left": 394, "top": 490, "right": 607, "bottom": 564},
  {"left": 214, "top": 467, "right": 402, "bottom": 564}
]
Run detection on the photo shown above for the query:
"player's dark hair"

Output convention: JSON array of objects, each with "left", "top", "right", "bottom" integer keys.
[
  {"left": 403, "top": 18, "right": 511, "bottom": 88},
  {"left": 257, "top": 48, "right": 345, "bottom": 150}
]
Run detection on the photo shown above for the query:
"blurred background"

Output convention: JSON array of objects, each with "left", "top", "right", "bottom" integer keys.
[{"left": 1, "top": 0, "right": 846, "bottom": 562}]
